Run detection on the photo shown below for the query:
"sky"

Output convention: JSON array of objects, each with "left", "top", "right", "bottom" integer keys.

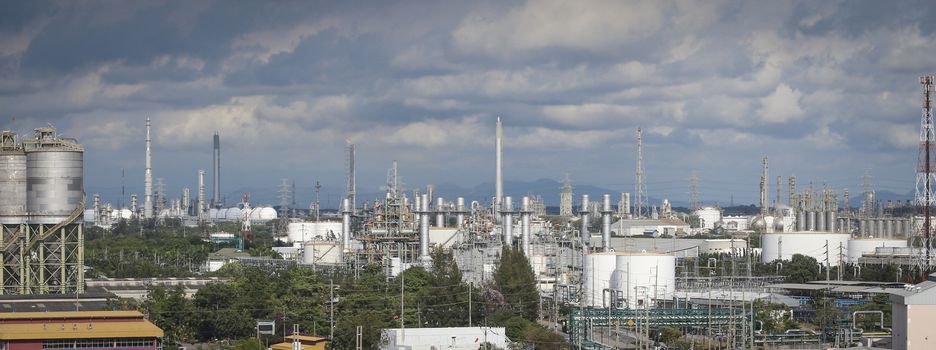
[{"left": 1, "top": 0, "right": 935, "bottom": 207}]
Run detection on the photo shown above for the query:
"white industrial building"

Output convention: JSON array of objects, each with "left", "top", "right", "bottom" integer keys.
[
  {"left": 610, "top": 218, "right": 690, "bottom": 237},
  {"left": 381, "top": 327, "right": 507, "bottom": 350},
  {"left": 889, "top": 273, "right": 936, "bottom": 350}
]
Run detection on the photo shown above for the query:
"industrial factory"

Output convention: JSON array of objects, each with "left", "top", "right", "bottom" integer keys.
[{"left": 9, "top": 77, "right": 936, "bottom": 350}]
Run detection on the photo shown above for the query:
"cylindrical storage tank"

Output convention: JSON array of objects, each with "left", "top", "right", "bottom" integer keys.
[
  {"left": 761, "top": 232, "right": 851, "bottom": 266},
  {"left": 582, "top": 253, "right": 617, "bottom": 307},
  {"left": 609, "top": 253, "right": 677, "bottom": 310},
  {"left": 847, "top": 239, "right": 907, "bottom": 263},
  {"left": 876, "top": 219, "right": 885, "bottom": 239},
  {"left": 302, "top": 241, "right": 341, "bottom": 265},
  {"left": 693, "top": 207, "right": 721, "bottom": 230},
  {"left": 827, "top": 211, "right": 836, "bottom": 233},
  {"left": 796, "top": 210, "right": 805, "bottom": 231},
  {"left": 25, "top": 129, "right": 83, "bottom": 225},
  {"left": 816, "top": 210, "right": 826, "bottom": 231},
  {"left": 0, "top": 132, "right": 27, "bottom": 225},
  {"left": 807, "top": 211, "right": 816, "bottom": 231},
  {"left": 859, "top": 219, "right": 867, "bottom": 236}
]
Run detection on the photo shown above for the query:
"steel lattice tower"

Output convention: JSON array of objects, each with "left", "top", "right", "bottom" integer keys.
[{"left": 916, "top": 75, "right": 936, "bottom": 270}]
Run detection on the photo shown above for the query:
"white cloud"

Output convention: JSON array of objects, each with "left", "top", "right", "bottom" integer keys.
[{"left": 757, "top": 84, "right": 805, "bottom": 123}]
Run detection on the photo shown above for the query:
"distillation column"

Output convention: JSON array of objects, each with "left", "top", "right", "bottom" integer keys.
[
  {"left": 419, "top": 194, "right": 431, "bottom": 264},
  {"left": 455, "top": 197, "right": 465, "bottom": 228},
  {"left": 521, "top": 196, "right": 531, "bottom": 256},
  {"left": 435, "top": 197, "right": 445, "bottom": 227},
  {"left": 580, "top": 194, "right": 590, "bottom": 247},
  {"left": 341, "top": 198, "right": 351, "bottom": 252},
  {"left": 502, "top": 196, "right": 514, "bottom": 247},
  {"left": 602, "top": 194, "right": 612, "bottom": 252}
]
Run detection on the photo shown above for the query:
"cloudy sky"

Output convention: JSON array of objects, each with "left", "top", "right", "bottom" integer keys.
[{"left": 1, "top": 0, "right": 934, "bottom": 207}]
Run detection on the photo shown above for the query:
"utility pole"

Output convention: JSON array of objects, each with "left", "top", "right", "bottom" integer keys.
[
  {"left": 330, "top": 278, "right": 335, "bottom": 340},
  {"left": 468, "top": 282, "right": 472, "bottom": 327}
]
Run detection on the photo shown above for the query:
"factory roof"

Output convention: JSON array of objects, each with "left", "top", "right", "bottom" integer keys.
[
  {"left": 888, "top": 273, "right": 936, "bottom": 305},
  {"left": 0, "top": 320, "right": 163, "bottom": 340},
  {"left": 0, "top": 310, "right": 143, "bottom": 321},
  {"left": 611, "top": 218, "right": 689, "bottom": 227},
  {"left": 208, "top": 248, "right": 250, "bottom": 260}
]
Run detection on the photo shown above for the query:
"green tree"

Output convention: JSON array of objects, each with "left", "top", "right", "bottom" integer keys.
[
  {"left": 783, "top": 254, "right": 820, "bottom": 283},
  {"left": 493, "top": 246, "right": 539, "bottom": 320},
  {"left": 143, "top": 285, "right": 196, "bottom": 346},
  {"left": 419, "top": 249, "right": 471, "bottom": 327}
]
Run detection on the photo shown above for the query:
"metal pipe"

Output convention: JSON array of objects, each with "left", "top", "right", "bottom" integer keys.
[
  {"left": 456, "top": 197, "right": 465, "bottom": 228},
  {"left": 521, "top": 196, "right": 531, "bottom": 256},
  {"left": 503, "top": 196, "right": 513, "bottom": 247},
  {"left": 341, "top": 198, "right": 351, "bottom": 252},
  {"left": 419, "top": 194, "right": 431, "bottom": 263},
  {"left": 602, "top": 194, "right": 612, "bottom": 252},
  {"left": 435, "top": 197, "right": 445, "bottom": 227},
  {"left": 580, "top": 194, "right": 590, "bottom": 246}
]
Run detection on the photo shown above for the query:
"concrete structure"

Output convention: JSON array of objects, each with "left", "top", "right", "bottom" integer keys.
[
  {"left": 0, "top": 311, "right": 163, "bottom": 350},
  {"left": 761, "top": 231, "right": 850, "bottom": 266},
  {"left": 891, "top": 273, "right": 936, "bottom": 350},
  {"left": 381, "top": 327, "right": 507, "bottom": 350},
  {"left": 610, "top": 218, "right": 690, "bottom": 237}
]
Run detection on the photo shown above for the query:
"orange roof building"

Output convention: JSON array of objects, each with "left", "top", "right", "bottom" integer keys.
[
  {"left": 0, "top": 311, "right": 163, "bottom": 350},
  {"left": 269, "top": 335, "right": 329, "bottom": 350}
]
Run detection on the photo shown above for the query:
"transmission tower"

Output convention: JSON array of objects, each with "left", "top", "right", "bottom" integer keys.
[
  {"left": 635, "top": 128, "right": 647, "bottom": 218},
  {"left": 689, "top": 171, "right": 700, "bottom": 211},
  {"left": 917, "top": 75, "right": 936, "bottom": 270},
  {"left": 559, "top": 174, "right": 573, "bottom": 217}
]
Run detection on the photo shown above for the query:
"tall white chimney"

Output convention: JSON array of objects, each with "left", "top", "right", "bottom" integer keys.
[
  {"left": 144, "top": 117, "right": 153, "bottom": 219},
  {"left": 495, "top": 117, "right": 503, "bottom": 220}
]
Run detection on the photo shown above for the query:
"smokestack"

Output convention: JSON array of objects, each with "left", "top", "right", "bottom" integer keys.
[
  {"left": 456, "top": 197, "right": 465, "bottom": 228},
  {"left": 419, "top": 193, "right": 431, "bottom": 264},
  {"left": 521, "top": 196, "right": 531, "bottom": 256},
  {"left": 197, "top": 170, "right": 205, "bottom": 222},
  {"left": 435, "top": 197, "right": 445, "bottom": 227},
  {"left": 503, "top": 196, "right": 513, "bottom": 247},
  {"left": 580, "top": 194, "right": 590, "bottom": 246},
  {"left": 495, "top": 117, "right": 503, "bottom": 220},
  {"left": 212, "top": 131, "right": 220, "bottom": 208},
  {"left": 346, "top": 142, "right": 356, "bottom": 214},
  {"left": 144, "top": 117, "right": 153, "bottom": 219},
  {"left": 602, "top": 194, "right": 612, "bottom": 252},
  {"left": 130, "top": 194, "right": 138, "bottom": 217},
  {"left": 341, "top": 198, "right": 351, "bottom": 252}
]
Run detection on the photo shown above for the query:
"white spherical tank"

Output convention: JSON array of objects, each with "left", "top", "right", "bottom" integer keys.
[
  {"left": 848, "top": 239, "right": 907, "bottom": 263},
  {"left": 208, "top": 208, "right": 221, "bottom": 220},
  {"left": 224, "top": 207, "right": 243, "bottom": 221},
  {"left": 761, "top": 232, "right": 850, "bottom": 266},
  {"left": 609, "top": 253, "right": 676, "bottom": 309},
  {"left": 302, "top": 241, "right": 341, "bottom": 265},
  {"left": 694, "top": 207, "right": 721, "bottom": 229},
  {"left": 582, "top": 253, "right": 617, "bottom": 307},
  {"left": 249, "top": 207, "right": 278, "bottom": 222},
  {"left": 109, "top": 208, "right": 133, "bottom": 220}
]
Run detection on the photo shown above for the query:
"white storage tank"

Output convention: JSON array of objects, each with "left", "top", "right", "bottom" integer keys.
[
  {"left": 693, "top": 207, "right": 721, "bottom": 229},
  {"left": 582, "top": 253, "right": 617, "bottom": 307},
  {"left": 302, "top": 241, "right": 341, "bottom": 265},
  {"left": 609, "top": 253, "right": 676, "bottom": 309},
  {"left": 847, "top": 239, "right": 907, "bottom": 263},
  {"left": 761, "top": 231, "right": 850, "bottom": 266},
  {"left": 249, "top": 207, "right": 278, "bottom": 222},
  {"left": 287, "top": 221, "right": 342, "bottom": 243}
]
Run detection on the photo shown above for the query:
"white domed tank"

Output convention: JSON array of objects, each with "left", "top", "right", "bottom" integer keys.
[
  {"left": 224, "top": 207, "right": 243, "bottom": 221},
  {"left": 582, "top": 253, "right": 617, "bottom": 307},
  {"left": 0, "top": 131, "right": 27, "bottom": 225},
  {"left": 302, "top": 241, "right": 341, "bottom": 265},
  {"left": 761, "top": 232, "right": 850, "bottom": 266},
  {"left": 693, "top": 207, "right": 721, "bottom": 229},
  {"left": 24, "top": 127, "right": 83, "bottom": 224},
  {"left": 609, "top": 252, "right": 676, "bottom": 309},
  {"left": 249, "top": 207, "right": 278, "bottom": 222},
  {"left": 848, "top": 239, "right": 907, "bottom": 263},
  {"left": 208, "top": 208, "right": 222, "bottom": 221}
]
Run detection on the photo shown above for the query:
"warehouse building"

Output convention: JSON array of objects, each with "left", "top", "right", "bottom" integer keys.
[{"left": 0, "top": 311, "right": 163, "bottom": 350}]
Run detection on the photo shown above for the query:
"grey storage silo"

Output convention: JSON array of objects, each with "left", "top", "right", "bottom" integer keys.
[
  {"left": 0, "top": 131, "right": 27, "bottom": 225},
  {"left": 24, "top": 128, "right": 84, "bottom": 225}
]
